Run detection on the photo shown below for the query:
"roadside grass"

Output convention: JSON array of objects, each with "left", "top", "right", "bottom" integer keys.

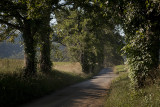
[
  {"left": 53, "top": 62, "right": 82, "bottom": 74},
  {"left": 105, "top": 65, "right": 160, "bottom": 107},
  {"left": 113, "top": 64, "right": 126, "bottom": 74},
  {"left": 0, "top": 59, "right": 99, "bottom": 107}
]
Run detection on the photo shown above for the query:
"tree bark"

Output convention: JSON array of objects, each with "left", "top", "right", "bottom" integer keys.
[
  {"left": 40, "top": 32, "right": 52, "bottom": 73},
  {"left": 81, "top": 50, "right": 92, "bottom": 74},
  {"left": 23, "top": 20, "right": 37, "bottom": 75},
  {"left": 39, "top": 12, "right": 52, "bottom": 73}
]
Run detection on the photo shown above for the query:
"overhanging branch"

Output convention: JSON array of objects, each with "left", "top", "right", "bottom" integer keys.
[{"left": 0, "top": 19, "right": 22, "bottom": 30}]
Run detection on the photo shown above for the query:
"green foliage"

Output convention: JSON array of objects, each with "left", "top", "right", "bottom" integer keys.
[
  {"left": 19, "top": 0, "right": 59, "bottom": 19},
  {"left": 122, "top": 29, "right": 157, "bottom": 88},
  {"left": 0, "top": 0, "right": 124, "bottom": 75},
  {"left": 51, "top": 43, "right": 68, "bottom": 61},
  {"left": 108, "top": 0, "right": 160, "bottom": 88},
  {"left": 54, "top": 5, "right": 124, "bottom": 73},
  {"left": 0, "top": 25, "right": 19, "bottom": 42},
  {"left": 54, "top": 9, "right": 100, "bottom": 73},
  {"left": 0, "top": 0, "right": 59, "bottom": 74},
  {"left": 103, "top": 34, "right": 124, "bottom": 67}
]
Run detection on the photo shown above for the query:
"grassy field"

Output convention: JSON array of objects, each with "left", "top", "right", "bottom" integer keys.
[
  {"left": 0, "top": 59, "right": 81, "bottom": 73},
  {"left": 53, "top": 62, "right": 82, "bottom": 74},
  {"left": 0, "top": 59, "right": 100, "bottom": 107},
  {"left": 0, "top": 59, "right": 24, "bottom": 73},
  {"left": 105, "top": 65, "right": 160, "bottom": 107}
]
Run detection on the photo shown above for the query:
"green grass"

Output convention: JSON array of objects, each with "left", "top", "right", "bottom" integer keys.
[
  {"left": 113, "top": 65, "right": 126, "bottom": 74},
  {"left": 105, "top": 65, "right": 160, "bottom": 107},
  {"left": 0, "top": 59, "right": 99, "bottom": 107}
]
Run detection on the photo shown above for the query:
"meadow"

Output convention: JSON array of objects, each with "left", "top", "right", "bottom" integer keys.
[
  {"left": 105, "top": 65, "right": 160, "bottom": 107},
  {"left": 0, "top": 59, "right": 99, "bottom": 106}
]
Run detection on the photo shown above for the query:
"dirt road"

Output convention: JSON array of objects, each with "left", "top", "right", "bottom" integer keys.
[{"left": 22, "top": 68, "right": 117, "bottom": 107}]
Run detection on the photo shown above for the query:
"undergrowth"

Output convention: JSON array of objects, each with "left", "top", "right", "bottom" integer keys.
[{"left": 105, "top": 65, "right": 160, "bottom": 107}]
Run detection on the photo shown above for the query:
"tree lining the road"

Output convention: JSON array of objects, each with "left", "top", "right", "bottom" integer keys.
[
  {"left": 0, "top": 0, "right": 60, "bottom": 75},
  {"left": 54, "top": 6, "right": 123, "bottom": 73},
  {"left": 106, "top": 0, "right": 160, "bottom": 88},
  {"left": 0, "top": 0, "right": 159, "bottom": 89}
]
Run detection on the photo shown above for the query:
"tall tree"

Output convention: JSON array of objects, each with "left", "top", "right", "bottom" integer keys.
[
  {"left": 27, "top": 0, "right": 67, "bottom": 73},
  {"left": 0, "top": 0, "right": 39, "bottom": 75},
  {"left": 27, "top": 0, "right": 55, "bottom": 73},
  {"left": 0, "top": 0, "right": 62, "bottom": 74},
  {"left": 107, "top": 0, "right": 160, "bottom": 88},
  {"left": 54, "top": 3, "right": 123, "bottom": 73}
]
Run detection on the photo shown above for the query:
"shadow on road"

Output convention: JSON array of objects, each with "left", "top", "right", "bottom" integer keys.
[{"left": 22, "top": 68, "right": 117, "bottom": 107}]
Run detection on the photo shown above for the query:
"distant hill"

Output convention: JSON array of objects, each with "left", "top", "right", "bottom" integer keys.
[
  {"left": 0, "top": 42, "right": 24, "bottom": 59},
  {"left": 0, "top": 41, "right": 69, "bottom": 61}
]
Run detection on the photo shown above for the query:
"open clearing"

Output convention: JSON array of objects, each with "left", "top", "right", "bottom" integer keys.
[{"left": 22, "top": 68, "right": 117, "bottom": 107}]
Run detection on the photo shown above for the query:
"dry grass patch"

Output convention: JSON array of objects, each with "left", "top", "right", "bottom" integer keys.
[
  {"left": 0, "top": 59, "right": 23, "bottom": 73},
  {"left": 53, "top": 62, "right": 82, "bottom": 74}
]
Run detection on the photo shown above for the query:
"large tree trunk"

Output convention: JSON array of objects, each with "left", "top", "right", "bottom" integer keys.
[
  {"left": 39, "top": 12, "right": 52, "bottom": 73},
  {"left": 23, "top": 20, "right": 37, "bottom": 75}
]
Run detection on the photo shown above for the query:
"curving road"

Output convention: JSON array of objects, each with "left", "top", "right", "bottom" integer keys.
[{"left": 22, "top": 68, "right": 117, "bottom": 107}]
